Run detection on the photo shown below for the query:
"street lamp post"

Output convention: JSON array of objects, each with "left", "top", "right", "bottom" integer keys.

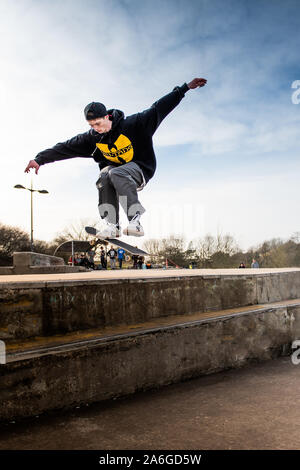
[{"left": 14, "top": 180, "right": 49, "bottom": 252}]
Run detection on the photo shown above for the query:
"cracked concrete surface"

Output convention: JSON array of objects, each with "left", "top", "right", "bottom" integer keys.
[{"left": 0, "top": 356, "right": 299, "bottom": 450}]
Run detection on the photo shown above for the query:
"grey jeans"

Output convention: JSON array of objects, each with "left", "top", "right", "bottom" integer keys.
[{"left": 96, "top": 162, "right": 146, "bottom": 224}]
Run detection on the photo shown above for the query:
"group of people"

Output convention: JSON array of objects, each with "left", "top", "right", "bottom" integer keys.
[
  {"left": 69, "top": 246, "right": 149, "bottom": 270},
  {"left": 239, "top": 259, "right": 260, "bottom": 269},
  {"left": 132, "top": 254, "right": 152, "bottom": 269},
  {"left": 104, "top": 246, "right": 125, "bottom": 269},
  {"left": 68, "top": 251, "right": 95, "bottom": 269},
  {"left": 103, "top": 247, "right": 151, "bottom": 270}
]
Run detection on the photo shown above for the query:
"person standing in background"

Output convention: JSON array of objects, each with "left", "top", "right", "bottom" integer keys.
[
  {"left": 117, "top": 248, "right": 125, "bottom": 269},
  {"left": 107, "top": 246, "right": 117, "bottom": 269},
  {"left": 100, "top": 246, "right": 107, "bottom": 269}
]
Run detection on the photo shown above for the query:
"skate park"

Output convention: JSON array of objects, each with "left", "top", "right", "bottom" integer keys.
[
  {"left": 3, "top": 0, "right": 300, "bottom": 453},
  {"left": 1, "top": 259, "right": 300, "bottom": 434}
]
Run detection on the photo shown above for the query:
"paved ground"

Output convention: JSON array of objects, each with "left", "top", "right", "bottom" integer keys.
[{"left": 0, "top": 356, "right": 299, "bottom": 450}]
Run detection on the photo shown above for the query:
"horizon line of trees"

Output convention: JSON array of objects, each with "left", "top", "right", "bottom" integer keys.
[
  {"left": 143, "top": 233, "right": 300, "bottom": 268},
  {"left": 1, "top": 221, "right": 300, "bottom": 269}
]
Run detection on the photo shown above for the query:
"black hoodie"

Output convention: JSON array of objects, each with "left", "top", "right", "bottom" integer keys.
[{"left": 34, "top": 83, "right": 190, "bottom": 183}]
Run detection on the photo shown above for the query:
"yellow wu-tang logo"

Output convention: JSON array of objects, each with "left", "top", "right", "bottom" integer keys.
[{"left": 96, "top": 134, "right": 134, "bottom": 164}]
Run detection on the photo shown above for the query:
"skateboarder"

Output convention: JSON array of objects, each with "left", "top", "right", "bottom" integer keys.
[{"left": 24, "top": 77, "right": 207, "bottom": 238}]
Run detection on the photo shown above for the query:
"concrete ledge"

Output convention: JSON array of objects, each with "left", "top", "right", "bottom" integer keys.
[
  {"left": 0, "top": 251, "right": 90, "bottom": 275},
  {"left": 0, "top": 267, "right": 14, "bottom": 275},
  {"left": 1, "top": 300, "right": 300, "bottom": 422},
  {"left": 1, "top": 270, "right": 300, "bottom": 341},
  {"left": 0, "top": 265, "right": 89, "bottom": 276},
  {"left": 13, "top": 252, "right": 65, "bottom": 267}
]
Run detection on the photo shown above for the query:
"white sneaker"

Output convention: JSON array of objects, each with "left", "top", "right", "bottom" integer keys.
[
  {"left": 96, "top": 222, "right": 121, "bottom": 239},
  {"left": 123, "top": 214, "right": 144, "bottom": 237}
]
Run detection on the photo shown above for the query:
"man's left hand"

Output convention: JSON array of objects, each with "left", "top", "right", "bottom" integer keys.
[{"left": 187, "top": 78, "right": 207, "bottom": 89}]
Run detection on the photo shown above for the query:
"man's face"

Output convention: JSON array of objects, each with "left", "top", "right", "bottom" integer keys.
[{"left": 88, "top": 115, "right": 112, "bottom": 134}]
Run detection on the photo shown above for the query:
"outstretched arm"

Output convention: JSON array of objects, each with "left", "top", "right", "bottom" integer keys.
[
  {"left": 24, "top": 131, "right": 95, "bottom": 174},
  {"left": 137, "top": 77, "right": 207, "bottom": 135}
]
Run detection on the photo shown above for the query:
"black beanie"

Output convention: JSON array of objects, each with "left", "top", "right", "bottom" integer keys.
[{"left": 84, "top": 102, "right": 107, "bottom": 120}]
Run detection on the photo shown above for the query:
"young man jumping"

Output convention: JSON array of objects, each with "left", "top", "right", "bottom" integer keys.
[{"left": 25, "top": 77, "right": 207, "bottom": 238}]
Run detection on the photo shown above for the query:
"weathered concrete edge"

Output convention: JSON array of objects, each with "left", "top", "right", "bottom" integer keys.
[
  {"left": 13, "top": 252, "right": 64, "bottom": 267},
  {"left": 2, "top": 271, "right": 300, "bottom": 341},
  {"left": 0, "top": 269, "right": 297, "bottom": 290},
  {"left": 7, "top": 302, "right": 300, "bottom": 362},
  {"left": 1, "top": 304, "right": 299, "bottom": 422},
  {"left": 1, "top": 270, "right": 300, "bottom": 289}
]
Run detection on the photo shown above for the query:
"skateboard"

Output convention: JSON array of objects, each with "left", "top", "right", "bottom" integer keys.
[{"left": 85, "top": 226, "right": 148, "bottom": 255}]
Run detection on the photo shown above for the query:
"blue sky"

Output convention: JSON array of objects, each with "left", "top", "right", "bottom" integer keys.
[{"left": 1, "top": 0, "right": 300, "bottom": 250}]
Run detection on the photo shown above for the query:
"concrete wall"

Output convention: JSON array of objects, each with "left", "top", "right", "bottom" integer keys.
[
  {"left": 1, "top": 271, "right": 300, "bottom": 340},
  {"left": 1, "top": 270, "right": 300, "bottom": 422},
  {"left": 1, "top": 302, "right": 299, "bottom": 422}
]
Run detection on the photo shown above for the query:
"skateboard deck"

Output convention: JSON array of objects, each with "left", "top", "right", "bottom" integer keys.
[{"left": 85, "top": 226, "right": 148, "bottom": 255}]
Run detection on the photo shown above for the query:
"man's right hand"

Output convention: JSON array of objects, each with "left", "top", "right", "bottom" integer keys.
[{"left": 25, "top": 160, "right": 40, "bottom": 175}]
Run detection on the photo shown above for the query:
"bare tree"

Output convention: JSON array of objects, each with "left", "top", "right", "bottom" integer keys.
[
  {"left": 291, "top": 232, "right": 300, "bottom": 244},
  {"left": 143, "top": 238, "right": 162, "bottom": 258},
  {"left": 0, "top": 223, "right": 55, "bottom": 265},
  {"left": 195, "top": 234, "right": 216, "bottom": 261},
  {"left": 142, "top": 236, "right": 187, "bottom": 266},
  {"left": 53, "top": 218, "right": 98, "bottom": 244},
  {"left": 0, "top": 223, "right": 30, "bottom": 264},
  {"left": 217, "top": 233, "right": 240, "bottom": 255}
]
